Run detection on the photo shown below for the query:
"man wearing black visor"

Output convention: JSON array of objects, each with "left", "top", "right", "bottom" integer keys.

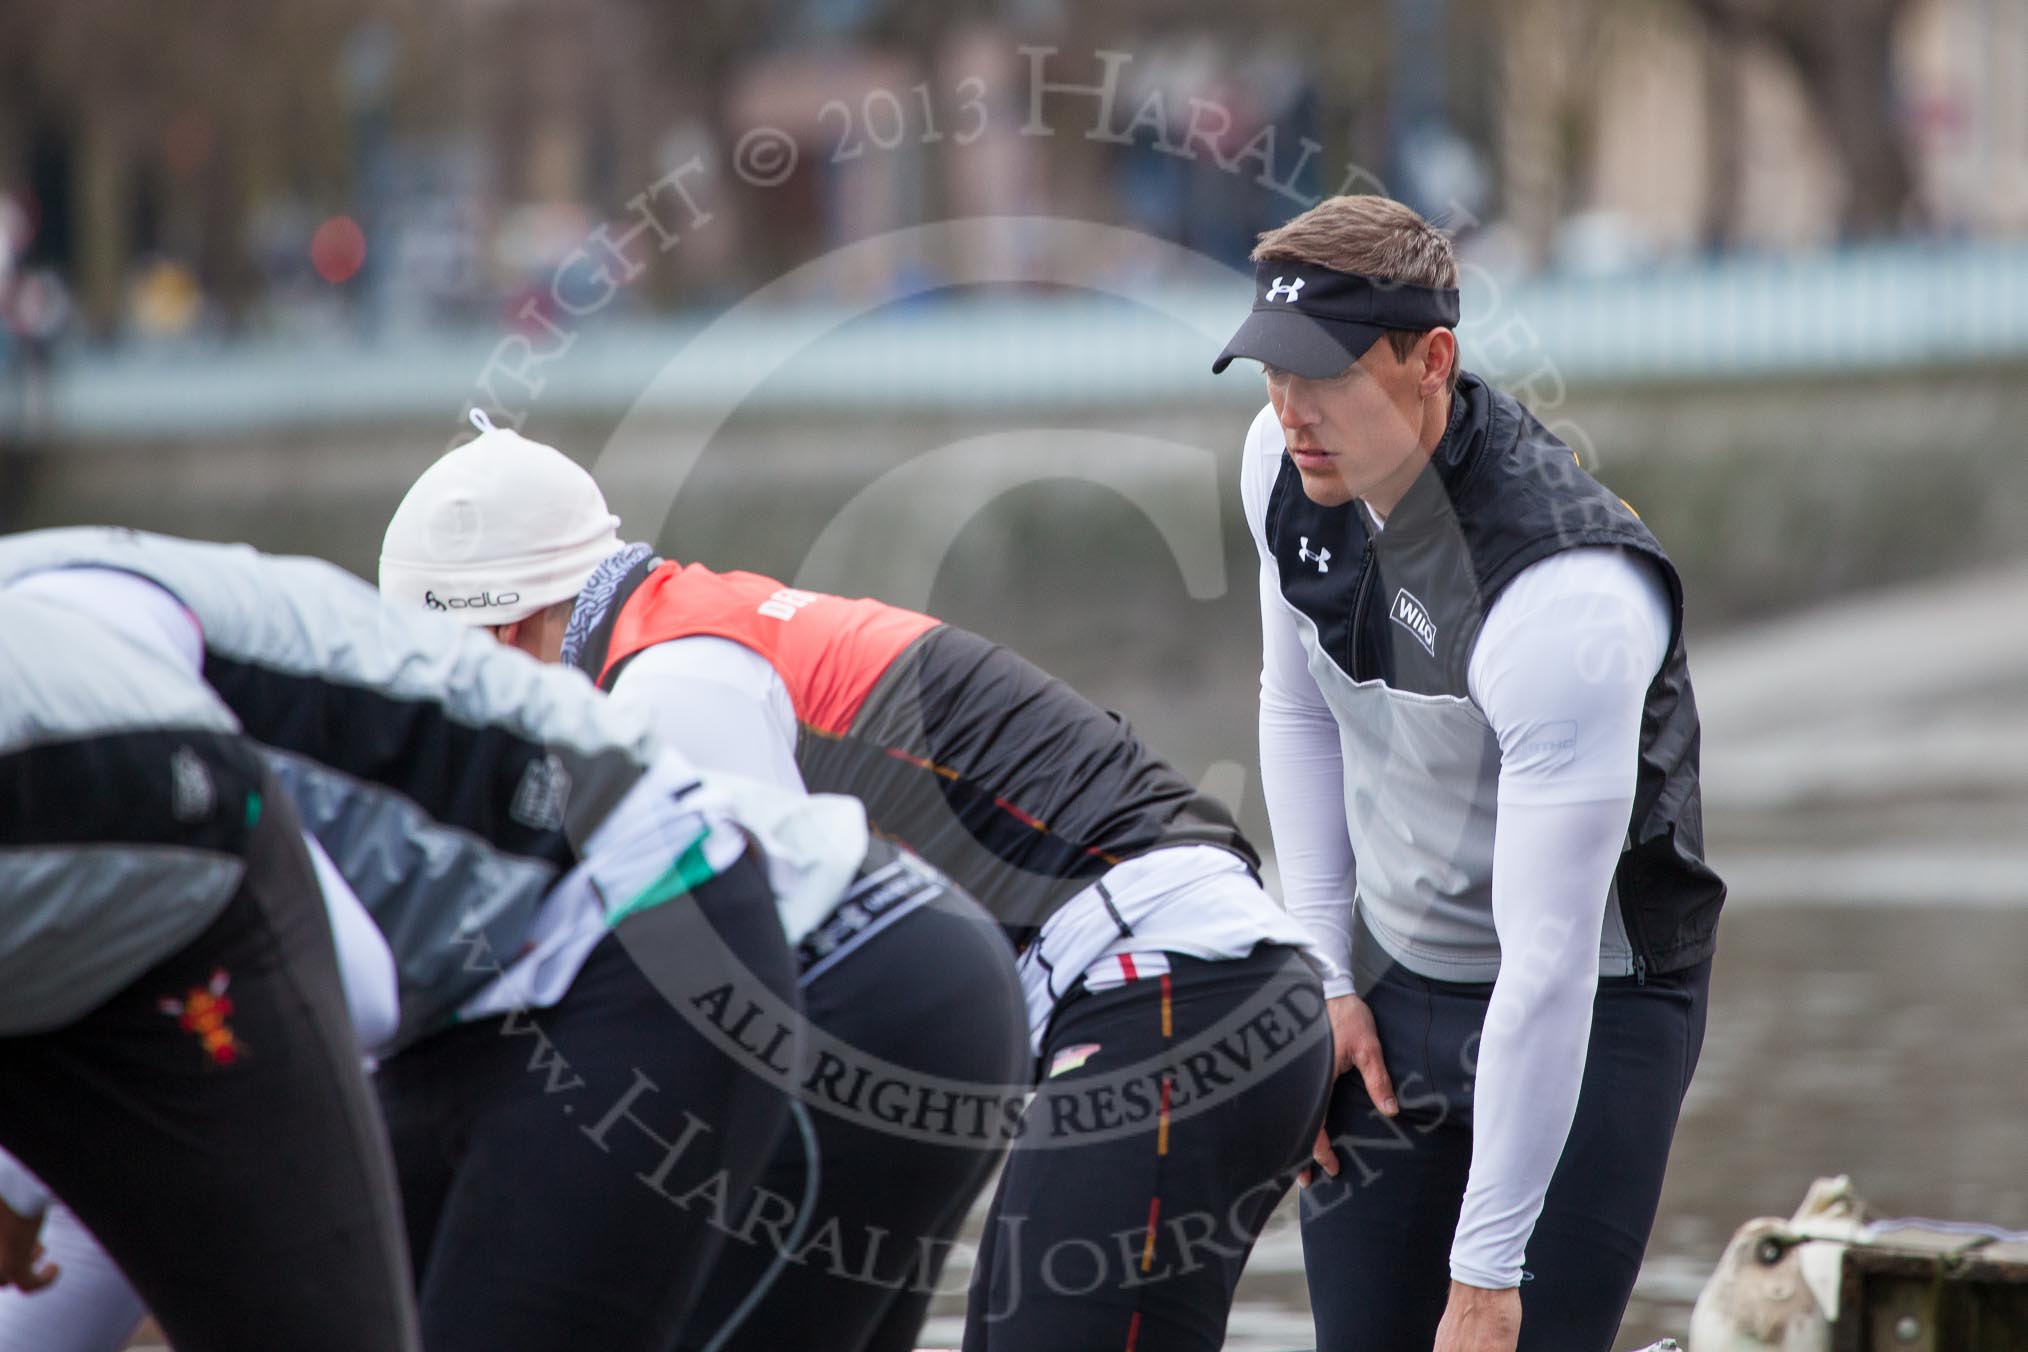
[{"left": 1216, "top": 194, "right": 1726, "bottom": 1352}]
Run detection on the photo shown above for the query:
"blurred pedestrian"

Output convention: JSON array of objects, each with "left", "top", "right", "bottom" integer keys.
[
  {"left": 5, "top": 265, "right": 69, "bottom": 441},
  {"left": 0, "top": 192, "right": 25, "bottom": 506}
]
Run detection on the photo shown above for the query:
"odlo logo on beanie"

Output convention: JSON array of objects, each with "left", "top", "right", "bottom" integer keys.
[{"left": 424, "top": 590, "right": 522, "bottom": 611}]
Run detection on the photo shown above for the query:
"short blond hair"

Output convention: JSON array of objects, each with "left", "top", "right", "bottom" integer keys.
[{"left": 1252, "top": 196, "right": 1460, "bottom": 385}]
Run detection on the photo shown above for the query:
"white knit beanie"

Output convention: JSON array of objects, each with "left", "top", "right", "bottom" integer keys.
[{"left": 379, "top": 411, "right": 621, "bottom": 626}]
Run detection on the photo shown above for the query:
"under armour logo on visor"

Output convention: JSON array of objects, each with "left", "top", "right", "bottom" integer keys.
[
  {"left": 1298, "top": 537, "right": 1331, "bottom": 573},
  {"left": 1265, "top": 275, "right": 1305, "bottom": 303}
]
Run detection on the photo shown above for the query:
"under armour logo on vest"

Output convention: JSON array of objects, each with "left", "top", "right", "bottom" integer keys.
[{"left": 1298, "top": 536, "right": 1331, "bottom": 573}]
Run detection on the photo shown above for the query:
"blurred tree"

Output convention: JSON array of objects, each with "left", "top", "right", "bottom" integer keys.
[
  {"left": 1679, "top": 0, "right": 1917, "bottom": 238},
  {"left": 1698, "top": 0, "right": 1746, "bottom": 252},
  {"left": 1481, "top": 0, "right": 1621, "bottom": 264},
  {"left": 607, "top": 0, "right": 786, "bottom": 292},
  {"left": 0, "top": 0, "right": 429, "bottom": 332}
]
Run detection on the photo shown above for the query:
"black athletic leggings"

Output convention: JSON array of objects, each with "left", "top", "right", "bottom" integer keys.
[
  {"left": 965, "top": 945, "right": 1332, "bottom": 1352},
  {"left": 1300, "top": 955, "right": 1713, "bottom": 1352},
  {"left": 677, "top": 843, "right": 1030, "bottom": 1352},
  {"left": 375, "top": 847, "right": 800, "bottom": 1352},
  {"left": 0, "top": 786, "right": 420, "bottom": 1352}
]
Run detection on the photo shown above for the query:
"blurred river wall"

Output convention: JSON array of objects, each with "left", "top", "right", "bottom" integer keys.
[{"left": 6, "top": 360, "right": 2025, "bottom": 620}]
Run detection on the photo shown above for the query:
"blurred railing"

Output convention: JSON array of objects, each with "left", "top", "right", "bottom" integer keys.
[
  {"left": 1467, "top": 241, "right": 2028, "bottom": 383},
  {"left": 10, "top": 240, "right": 2028, "bottom": 437}
]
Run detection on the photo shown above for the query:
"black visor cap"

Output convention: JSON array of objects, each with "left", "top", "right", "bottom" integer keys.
[{"left": 1213, "top": 261, "right": 1460, "bottom": 379}]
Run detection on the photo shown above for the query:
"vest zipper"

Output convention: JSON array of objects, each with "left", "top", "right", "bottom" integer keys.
[{"left": 1348, "top": 539, "right": 1378, "bottom": 680}]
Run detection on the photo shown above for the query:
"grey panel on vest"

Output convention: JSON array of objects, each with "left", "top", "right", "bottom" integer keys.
[
  {"left": 0, "top": 594, "right": 247, "bottom": 1030},
  {"left": 0, "top": 847, "right": 246, "bottom": 1035},
  {"left": 264, "top": 751, "right": 560, "bottom": 1050},
  {"left": 1280, "top": 595, "right": 1635, "bottom": 983}
]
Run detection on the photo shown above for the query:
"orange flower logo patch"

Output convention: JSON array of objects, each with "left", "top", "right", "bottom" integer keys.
[{"left": 159, "top": 969, "right": 247, "bottom": 1066}]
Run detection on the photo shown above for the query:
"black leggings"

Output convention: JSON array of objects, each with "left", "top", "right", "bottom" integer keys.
[
  {"left": 1300, "top": 956, "right": 1713, "bottom": 1352},
  {"left": 678, "top": 846, "right": 1030, "bottom": 1352},
  {"left": 376, "top": 848, "right": 800, "bottom": 1352},
  {"left": 0, "top": 789, "right": 419, "bottom": 1352},
  {"left": 965, "top": 945, "right": 1332, "bottom": 1352}
]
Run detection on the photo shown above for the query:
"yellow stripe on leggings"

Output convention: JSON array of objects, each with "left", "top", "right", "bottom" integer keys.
[{"left": 1156, "top": 1075, "right": 1173, "bottom": 1157}]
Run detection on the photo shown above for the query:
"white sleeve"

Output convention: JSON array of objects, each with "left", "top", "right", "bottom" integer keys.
[
  {"left": 1241, "top": 403, "right": 1357, "bottom": 998},
  {"left": 0, "top": 1149, "right": 50, "bottom": 1219},
  {"left": 304, "top": 832, "right": 400, "bottom": 1056},
  {"left": 0, "top": 1202, "right": 149, "bottom": 1348},
  {"left": 5, "top": 567, "right": 203, "bottom": 673},
  {"left": 607, "top": 636, "right": 806, "bottom": 795},
  {"left": 1448, "top": 548, "right": 1672, "bottom": 1288}
]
